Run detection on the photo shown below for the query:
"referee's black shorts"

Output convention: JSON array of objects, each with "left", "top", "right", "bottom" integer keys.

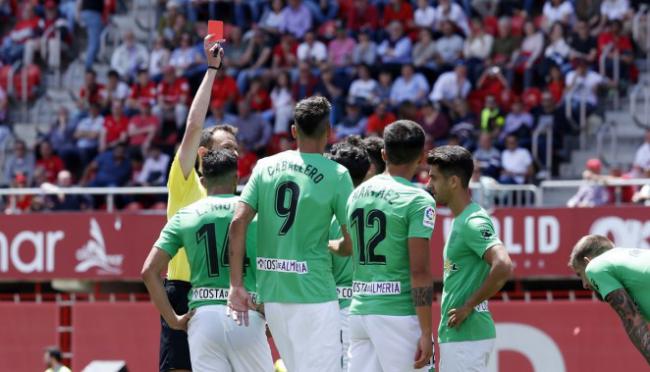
[{"left": 159, "top": 280, "right": 192, "bottom": 372}]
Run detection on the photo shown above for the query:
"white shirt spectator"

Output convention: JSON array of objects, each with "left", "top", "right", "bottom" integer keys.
[
  {"left": 260, "top": 9, "right": 285, "bottom": 30},
  {"left": 377, "top": 37, "right": 413, "bottom": 64},
  {"left": 634, "top": 142, "right": 650, "bottom": 172},
  {"left": 502, "top": 147, "right": 533, "bottom": 184},
  {"left": 137, "top": 152, "right": 170, "bottom": 185},
  {"left": 149, "top": 47, "right": 170, "bottom": 77},
  {"left": 436, "top": 34, "right": 464, "bottom": 64},
  {"left": 271, "top": 87, "right": 294, "bottom": 134},
  {"left": 349, "top": 78, "right": 379, "bottom": 102},
  {"left": 463, "top": 34, "right": 494, "bottom": 60},
  {"left": 101, "top": 81, "right": 130, "bottom": 102},
  {"left": 434, "top": 2, "right": 470, "bottom": 35},
  {"left": 297, "top": 41, "right": 328, "bottom": 63},
  {"left": 565, "top": 70, "right": 604, "bottom": 106},
  {"left": 111, "top": 42, "right": 149, "bottom": 79},
  {"left": 414, "top": 6, "right": 436, "bottom": 28},
  {"left": 600, "top": 0, "right": 630, "bottom": 21},
  {"left": 545, "top": 38, "right": 571, "bottom": 59},
  {"left": 543, "top": 1, "right": 574, "bottom": 25},
  {"left": 429, "top": 71, "right": 471, "bottom": 103},
  {"left": 390, "top": 73, "right": 430, "bottom": 104},
  {"left": 76, "top": 115, "right": 104, "bottom": 149},
  {"left": 169, "top": 47, "right": 203, "bottom": 71}
]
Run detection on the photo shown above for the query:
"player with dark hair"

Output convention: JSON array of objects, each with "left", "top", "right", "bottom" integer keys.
[
  {"left": 326, "top": 135, "right": 370, "bottom": 370},
  {"left": 426, "top": 145, "right": 512, "bottom": 372},
  {"left": 568, "top": 235, "right": 650, "bottom": 364},
  {"left": 44, "top": 347, "right": 71, "bottom": 372},
  {"left": 340, "top": 120, "right": 436, "bottom": 371},
  {"left": 228, "top": 96, "right": 355, "bottom": 372},
  {"left": 363, "top": 136, "right": 386, "bottom": 177},
  {"left": 143, "top": 149, "right": 273, "bottom": 372}
]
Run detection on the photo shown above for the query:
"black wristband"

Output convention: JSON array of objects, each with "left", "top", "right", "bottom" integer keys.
[{"left": 207, "top": 65, "right": 220, "bottom": 71}]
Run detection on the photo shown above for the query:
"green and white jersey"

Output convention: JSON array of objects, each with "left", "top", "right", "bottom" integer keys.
[
  {"left": 439, "top": 202, "right": 500, "bottom": 343},
  {"left": 155, "top": 195, "right": 257, "bottom": 310},
  {"left": 329, "top": 218, "right": 353, "bottom": 308},
  {"left": 347, "top": 174, "right": 436, "bottom": 316},
  {"left": 586, "top": 248, "right": 650, "bottom": 321},
  {"left": 240, "top": 150, "right": 354, "bottom": 303}
]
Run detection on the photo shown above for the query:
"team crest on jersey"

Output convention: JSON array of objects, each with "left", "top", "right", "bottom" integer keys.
[
  {"left": 423, "top": 206, "right": 436, "bottom": 228},
  {"left": 480, "top": 225, "right": 493, "bottom": 240},
  {"left": 443, "top": 259, "right": 459, "bottom": 274}
]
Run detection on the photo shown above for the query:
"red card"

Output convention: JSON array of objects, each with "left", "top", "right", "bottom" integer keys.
[{"left": 208, "top": 20, "right": 224, "bottom": 41}]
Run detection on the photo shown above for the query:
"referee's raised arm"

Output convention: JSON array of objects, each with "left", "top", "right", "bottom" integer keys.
[{"left": 176, "top": 35, "right": 225, "bottom": 178}]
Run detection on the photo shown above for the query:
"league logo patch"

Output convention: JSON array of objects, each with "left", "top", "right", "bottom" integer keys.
[
  {"left": 480, "top": 225, "right": 493, "bottom": 240},
  {"left": 423, "top": 206, "right": 436, "bottom": 228}
]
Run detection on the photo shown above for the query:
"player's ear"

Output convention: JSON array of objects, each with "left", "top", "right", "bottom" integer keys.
[
  {"left": 583, "top": 257, "right": 591, "bottom": 265},
  {"left": 197, "top": 146, "right": 208, "bottom": 157},
  {"left": 290, "top": 124, "right": 297, "bottom": 139},
  {"left": 381, "top": 148, "right": 387, "bottom": 162},
  {"left": 199, "top": 176, "right": 207, "bottom": 189}
]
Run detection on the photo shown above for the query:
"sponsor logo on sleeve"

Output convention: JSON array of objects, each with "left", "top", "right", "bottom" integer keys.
[{"left": 423, "top": 206, "right": 436, "bottom": 229}]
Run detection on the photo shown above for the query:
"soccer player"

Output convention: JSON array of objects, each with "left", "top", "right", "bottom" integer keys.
[
  {"left": 343, "top": 120, "right": 435, "bottom": 372},
  {"left": 228, "top": 96, "right": 354, "bottom": 372},
  {"left": 568, "top": 234, "right": 650, "bottom": 364},
  {"left": 44, "top": 347, "right": 71, "bottom": 372},
  {"left": 142, "top": 149, "right": 273, "bottom": 372},
  {"left": 158, "top": 36, "right": 237, "bottom": 372},
  {"left": 363, "top": 136, "right": 386, "bottom": 178},
  {"left": 426, "top": 145, "right": 513, "bottom": 372},
  {"left": 326, "top": 136, "right": 371, "bottom": 370}
]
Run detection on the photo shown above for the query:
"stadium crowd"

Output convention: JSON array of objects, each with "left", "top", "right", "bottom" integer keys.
[{"left": 0, "top": 0, "right": 649, "bottom": 212}]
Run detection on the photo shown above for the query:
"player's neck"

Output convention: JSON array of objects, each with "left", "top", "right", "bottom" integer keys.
[
  {"left": 385, "top": 163, "right": 417, "bottom": 181},
  {"left": 296, "top": 139, "right": 325, "bottom": 154},
  {"left": 207, "top": 186, "right": 235, "bottom": 196},
  {"left": 448, "top": 191, "right": 473, "bottom": 217}
]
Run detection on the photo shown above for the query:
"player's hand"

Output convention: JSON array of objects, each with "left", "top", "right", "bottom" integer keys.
[
  {"left": 204, "top": 35, "right": 225, "bottom": 69},
  {"left": 227, "top": 285, "right": 254, "bottom": 326},
  {"left": 413, "top": 333, "right": 433, "bottom": 369},
  {"left": 170, "top": 309, "right": 195, "bottom": 332},
  {"left": 447, "top": 305, "right": 472, "bottom": 328}
]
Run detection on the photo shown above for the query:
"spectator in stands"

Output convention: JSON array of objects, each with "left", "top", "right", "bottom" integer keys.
[
  {"left": 412, "top": 28, "right": 437, "bottom": 74},
  {"left": 434, "top": 20, "right": 465, "bottom": 71},
  {"left": 597, "top": 20, "right": 633, "bottom": 82},
  {"left": 376, "top": 70, "right": 394, "bottom": 103},
  {"left": 0, "top": 85, "right": 6, "bottom": 123},
  {"left": 128, "top": 101, "right": 159, "bottom": 154},
  {"left": 154, "top": 66, "right": 189, "bottom": 129},
  {"left": 110, "top": 30, "right": 149, "bottom": 81},
  {"left": 631, "top": 169, "right": 650, "bottom": 205},
  {"left": 542, "top": 22, "right": 572, "bottom": 77},
  {"left": 43, "top": 170, "right": 90, "bottom": 211},
  {"left": 366, "top": 101, "right": 396, "bottom": 137},
  {"left": 429, "top": 62, "right": 471, "bottom": 111},
  {"left": 390, "top": 63, "right": 429, "bottom": 106},
  {"left": 135, "top": 145, "right": 170, "bottom": 187},
  {"left": 42, "top": 107, "right": 78, "bottom": 171},
  {"left": 352, "top": 30, "right": 377, "bottom": 66},
  {"left": 292, "top": 62, "right": 319, "bottom": 101},
  {"left": 247, "top": 78, "right": 272, "bottom": 113},
  {"left": 0, "top": 3, "right": 41, "bottom": 64},
  {"left": 236, "top": 28, "right": 273, "bottom": 92},
  {"left": 280, "top": 0, "right": 313, "bottom": 39},
  {"left": 169, "top": 32, "right": 205, "bottom": 78},
  {"left": 346, "top": 0, "right": 379, "bottom": 33},
  {"left": 414, "top": 0, "right": 436, "bottom": 29},
  {"left": 500, "top": 134, "right": 533, "bottom": 184},
  {"left": 44, "top": 347, "right": 72, "bottom": 372},
  {"left": 272, "top": 32, "right": 299, "bottom": 71},
  {"left": 36, "top": 141, "right": 65, "bottom": 184},
  {"left": 127, "top": 68, "right": 158, "bottom": 113},
  {"left": 84, "top": 143, "right": 131, "bottom": 187},
  {"left": 149, "top": 36, "right": 171, "bottom": 81},
  {"left": 377, "top": 21, "right": 412, "bottom": 65},
  {"left": 420, "top": 101, "right": 450, "bottom": 147},
  {"left": 490, "top": 17, "right": 521, "bottom": 68},
  {"left": 204, "top": 101, "right": 237, "bottom": 128},
  {"left": 329, "top": 24, "right": 356, "bottom": 69},
  {"left": 297, "top": 31, "right": 328, "bottom": 64},
  {"left": 349, "top": 64, "right": 379, "bottom": 107},
  {"left": 434, "top": 0, "right": 469, "bottom": 35},
  {"left": 479, "top": 95, "right": 504, "bottom": 139},
  {"left": 464, "top": 18, "right": 494, "bottom": 83},
  {"left": 449, "top": 98, "right": 477, "bottom": 148},
  {"left": 501, "top": 99, "right": 533, "bottom": 147},
  {"left": 304, "top": 0, "right": 339, "bottom": 25},
  {"left": 238, "top": 144, "right": 258, "bottom": 183},
  {"left": 564, "top": 58, "right": 606, "bottom": 120},
  {"left": 313, "top": 64, "right": 346, "bottom": 122},
  {"left": 542, "top": 0, "right": 574, "bottom": 30},
  {"left": 101, "top": 100, "right": 129, "bottom": 151},
  {"left": 567, "top": 158, "right": 609, "bottom": 207},
  {"left": 600, "top": 0, "right": 633, "bottom": 23},
  {"left": 383, "top": 0, "right": 414, "bottom": 31},
  {"left": 632, "top": 130, "right": 650, "bottom": 177},
  {"left": 4, "top": 139, "right": 35, "bottom": 186},
  {"left": 233, "top": 99, "right": 272, "bottom": 153},
  {"left": 335, "top": 102, "right": 367, "bottom": 139},
  {"left": 474, "top": 132, "right": 501, "bottom": 179},
  {"left": 78, "top": 69, "right": 104, "bottom": 111},
  {"left": 79, "top": 0, "right": 104, "bottom": 70},
  {"left": 101, "top": 70, "right": 130, "bottom": 108},
  {"left": 507, "top": 20, "right": 543, "bottom": 89},
  {"left": 546, "top": 65, "right": 565, "bottom": 104},
  {"left": 569, "top": 20, "right": 598, "bottom": 66},
  {"left": 211, "top": 69, "right": 240, "bottom": 112},
  {"left": 260, "top": 0, "right": 286, "bottom": 37},
  {"left": 269, "top": 71, "right": 294, "bottom": 134},
  {"left": 75, "top": 103, "right": 104, "bottom": 166}
]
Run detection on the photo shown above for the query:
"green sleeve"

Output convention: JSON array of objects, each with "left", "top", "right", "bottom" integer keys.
[
  {"left": 240, "top": 161, "right": 261, "bottom": 211},
  {"left": 329, "top": 218, "right": 342, "bottom": 240},
  {"left": 586, "top": 261, "right": 623, "bottom": 299},
  {"left": 154, "top": 214, "right": 183, "bottom": 258},
  {"left": 333, "top": 171, "right": 354, "bottom": 227},
  {"left": 407, "top": 194, "right": 436, "bottom": 239},
  {"left": 464, "top": 215, "right": 501, "bottom": 258}
]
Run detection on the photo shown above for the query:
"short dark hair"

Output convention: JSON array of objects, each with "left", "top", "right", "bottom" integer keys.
[
  {"left": 201, "top": 149, "right": 238, "bottom": 183},
  {"left": 363, "top": 136, "right": 385, "bottom": 174},
  {"left": 108, "top": 69, "right": 120, "bottom": 79},
  {"left": 293, "top": 96, "right": 331, "bottom": 138},
  {"left": 426, "top": 145, "right": 474, "bottom": 188},
  {"left": 199, "top": 125, "right": 238, "bottom": 148},
  {"left": 46, "top": 347, "right": 62, "bottom": 362},
  {"left": 327, "top": 135, "right": 370, "bottom": 186},
  {"left": 568, "top": 235, "right": 614, "bottom": 269},
  {"left": 383, "top": 120, "right": 425, "bottom": 165}
]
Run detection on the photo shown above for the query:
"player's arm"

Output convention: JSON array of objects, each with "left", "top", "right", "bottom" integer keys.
[
  {"left": 141, "top": 248, "right": 193, "bottom": 331},
  {"left": 176, "top": 36, "right": 224, "bottom": 179},
  {"left": 448, "top": 243, "right": 513, "bottom": 328},
  {"left": 328, "top": 225, "right": 353, "bottom": 256},
  {"left": 605, "top": 288, "right": 650, "bottom": 364},
  {"left": 228, "top": 201, "right": 257, "bottom": 326},
  {"left": 409, "top": 237, "right": 434, "bottom": 369}
]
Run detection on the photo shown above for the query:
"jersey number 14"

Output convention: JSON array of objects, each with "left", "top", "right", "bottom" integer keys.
[{"left": 196, "top": 223, "right": 250, "bottom": 277}]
